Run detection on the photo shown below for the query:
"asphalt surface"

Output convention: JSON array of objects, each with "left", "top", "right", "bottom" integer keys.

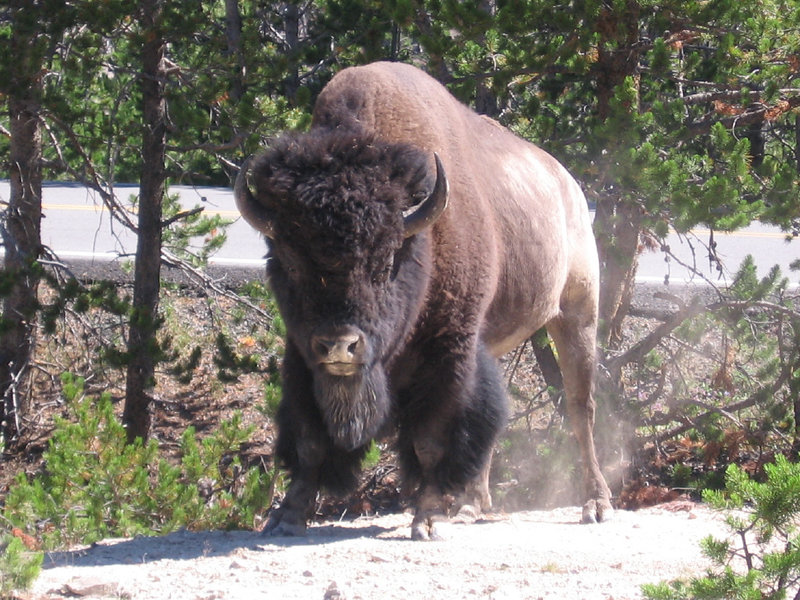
[
  {"left": 0, "top": 180, "right": 267, "bottom": 285},
  {"left": 0, "top": 180, "right": 797, "bottom": 292}
]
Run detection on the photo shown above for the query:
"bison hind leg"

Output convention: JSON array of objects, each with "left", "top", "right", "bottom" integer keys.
[
  {"left": 454, "top": 459, "right": 493, "bottom": 521},
  {"left": 546, "top": 306, "right": 614, "bottom": 524}
]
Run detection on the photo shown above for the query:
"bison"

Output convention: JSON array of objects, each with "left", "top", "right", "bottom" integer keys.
[{"left": 235, "top": 61, "right": 613, "bottom": 540}]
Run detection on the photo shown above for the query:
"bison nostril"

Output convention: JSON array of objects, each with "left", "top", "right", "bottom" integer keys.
[
  {"left": 311, "top": 330, "right": 366, "bottom": 365},
  {"left": 313, "top": 339, "right": 333, "bottom": 359}
]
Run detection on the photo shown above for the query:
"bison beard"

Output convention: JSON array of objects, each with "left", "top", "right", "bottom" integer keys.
[{"left": 314, "top": 367, "right": 390, "bottom": 451}]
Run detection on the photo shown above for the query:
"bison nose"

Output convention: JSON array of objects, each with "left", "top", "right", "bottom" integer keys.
[{"left": 311, "top": 327, "right": 367, "bottom": 368}]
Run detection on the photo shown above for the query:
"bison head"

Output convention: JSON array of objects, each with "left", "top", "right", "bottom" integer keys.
[{"left": 235, "top": 130, "right": 448, "bottom": 450}]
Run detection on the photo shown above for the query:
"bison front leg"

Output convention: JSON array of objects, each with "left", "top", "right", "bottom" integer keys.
[
  {"left": 411, "top": 454, "right": 493, "bottom": 540},
  {"left": 408, "top": 435, "right": 452, "bottom": 541},
  {"left": 402, "top": 345, "right": 508, "bottom": 540},
  {"left": 263, "top": 472, "right": 319, "bottom": 537},
  {"left": 262, "top": 415, "right": 324, "bottom": 536},
  {"left": 455, "top": 458, "right": 493, "bottom": 517},
  {"left": 262, "top": 344, "right": 328, "bottom": 537},
  {"left": 264, "top": 344, "right": 373, "bottom": 536},
  {"left": 264, "top": 439, "right": 368, "bottom": 537}
]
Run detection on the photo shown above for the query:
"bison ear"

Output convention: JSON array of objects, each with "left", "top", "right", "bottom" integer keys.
[
  {"left": 403, "top": 153, "right": 449, "bottom": 238},
  {"left": 234, "top": 156, "right": 277, "bottom": 239}
]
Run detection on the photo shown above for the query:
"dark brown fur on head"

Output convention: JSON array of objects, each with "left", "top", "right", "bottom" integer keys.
[
  {"left": 250, "top": 129, "right": 437, "bottom": 452},
  {"left": 251, "top": 129, "right": 432, "bottom": 267}
]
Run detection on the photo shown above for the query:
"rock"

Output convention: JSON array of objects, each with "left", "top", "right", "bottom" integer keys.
[
  {"left": 58, "top": 577, "right": 128, "bottom": 598},
  {"left": 323, "top": 581, "right": 347, "bottom": 599}
]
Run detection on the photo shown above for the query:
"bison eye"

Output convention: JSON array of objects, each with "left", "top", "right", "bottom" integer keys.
[
  {"left": 273, "top": 251, "right": 300, "bottom": 276},
  {"left": 271, "top": 256, "right": 299, "bottom": 282},
  {"left": 373, "top": 255, "right": 395, "bottom": 284}
]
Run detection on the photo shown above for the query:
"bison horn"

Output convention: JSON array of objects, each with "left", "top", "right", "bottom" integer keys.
[
  {"left": 403, "top": 153, "right": 449, "bottom": 238},
  {"left": 234, "top": 156, "right": 276, "bottom": 239}
]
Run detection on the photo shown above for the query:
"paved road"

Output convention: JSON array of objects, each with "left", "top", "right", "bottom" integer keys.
[
  {"left": 637, "top": 221, "right": 797, "bottom": 286},
  {"left": 0, "top": 180, "right": 797, "bottom": 288},
  {"left": 0, "top": 180, "right": 267, "bottom": 283}
]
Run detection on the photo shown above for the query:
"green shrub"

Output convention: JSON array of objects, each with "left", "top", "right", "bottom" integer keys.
[
  {"left": 361, "top": 440, "right": 382, "bottom": 470},
  {"left": 3, "top": 374, "right": 273, "bottom": 550},
  {"left": 0, "top": 534, "right": 42, "bottom": 596},
  {"left": 643, "top": 454, "right": 800, "bottom": 599}
]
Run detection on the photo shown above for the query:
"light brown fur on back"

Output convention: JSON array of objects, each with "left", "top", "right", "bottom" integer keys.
[{"left": 312, "top": 61, "right": 598, "bottom": 357}]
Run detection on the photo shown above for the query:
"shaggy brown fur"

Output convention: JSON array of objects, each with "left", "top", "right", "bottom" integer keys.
[{"left": 236, "top": 62, "right": 612, "bottom": 540}]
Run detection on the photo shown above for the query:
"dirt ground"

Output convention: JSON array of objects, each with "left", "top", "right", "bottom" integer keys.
[
  {"left": 27, "top": 502, "right": 728, "bottom": 600},
  {"left": 2, "top": 291, "right": 747, "bottom": 600}
]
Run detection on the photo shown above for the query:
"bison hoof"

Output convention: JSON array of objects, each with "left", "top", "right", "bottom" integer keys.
[
  {"left": 411, "top": 514, "right": 451, "bottom": 541},
  {"left": 581, "top": 498, "right": 614, "bottom": 524},
  {"left": 262, "top": 510, "right": 308, "bottom": 537},
  {"left": 454, "top": 503, "right": 481, "bottom": 522}
]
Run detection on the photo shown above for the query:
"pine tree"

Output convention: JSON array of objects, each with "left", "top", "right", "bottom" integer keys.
[{"left": 396, "top": 0, "right": 800, "bottom": 346}]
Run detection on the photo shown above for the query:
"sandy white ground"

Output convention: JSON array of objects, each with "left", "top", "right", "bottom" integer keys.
[{"left": 30, "top": 503, "right": 727, "bottom": 600}]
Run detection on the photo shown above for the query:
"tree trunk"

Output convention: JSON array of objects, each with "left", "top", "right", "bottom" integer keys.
[
  {"left": 123, "top": 0, "right": 167, "bottom": 443},
  {"left": 529, "top": 328, "right": 564, "bottom": 395},
  {"left": 0, "top": 16, "right": 44, "bottom": 444},
  {"left": 593, "top": 1, "right": 644, "bottom": 349},
  {"left": 792, "top": 360, "right": 800, "bottom": 460},
  {"left": 413, "top": 9, "right": 450, "bottom": 82},
  {"left": 595, "top": 197, "right": 643, "bottom": 347},
  {"left": 795, "top": 114, "right": 800, "bottom": 174},
  {"left": 224, "top": 0, "right": 245, "bottom": 102},
  {"left": 282, "top": 2, "right": 301, "bottom": 102}
]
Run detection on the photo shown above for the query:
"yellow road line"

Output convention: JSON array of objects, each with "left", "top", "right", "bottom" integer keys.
[
  {"left": 39, "top": 204, "right": 794, "bottom": 238},
  {"left": 689, "top": 228, "right": 790, "bottom": 240},
  {"left": 43, "top": 203, "right": 106, "bottom": 212},
  {"left": 42, "top": 203, "right": 240, "bottom": 218}
]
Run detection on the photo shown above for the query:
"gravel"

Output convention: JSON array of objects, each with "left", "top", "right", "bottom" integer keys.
[{"left": 30, "top": 502, "right": 728, "bottom": 600}]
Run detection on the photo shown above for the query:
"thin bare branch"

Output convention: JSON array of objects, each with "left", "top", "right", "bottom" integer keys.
[
  {"left": 161, "top": 207, "right": 204, "bottom": 228},
  {"left": 686, "top": 96, "right": 800, "bottom": 136},
  {"left": 41, "top": 112, "right": 138, "bottom": 232},
  {"left": 160, "top": 248, "right": 272, "bottom": 322},
  {"left": 166, "top": 131, "right": 249, "bottom": 153},
  {"left": 606, "top": 296, "right": 706, "bottom": 380}
]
